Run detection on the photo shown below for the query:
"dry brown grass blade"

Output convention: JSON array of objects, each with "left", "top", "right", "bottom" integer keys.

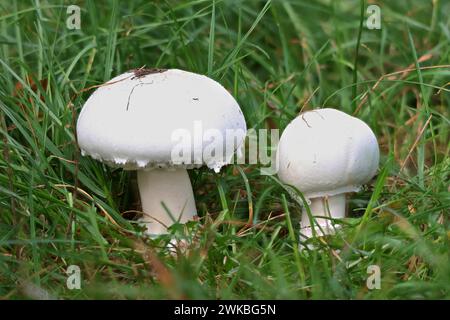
[
  {"left": 354, "top": 63, "right": 450, "bottom": 115},
  {"left": 133, "top": 240, "right": 183, "bottom": 299},
  {"left": 237, "top": 204, "right": 254, "bottom": 236},
  {"left": 299, "top": 86, "right": 320, "bottom": 114},
  {"left": 121, "top": 209, "right": 169, "bottom": 231},
  {"left": 400, "top": 114, "right": 432, "bottom": 172},
  {"left": 399, "top": 54, "right": 433, "bottom": 79},
  {"left": 436, "top": 81, "right": 449, "bottom": 94},
  {"left": 52, "top": 184, "right": 122, "bottom": 230}
]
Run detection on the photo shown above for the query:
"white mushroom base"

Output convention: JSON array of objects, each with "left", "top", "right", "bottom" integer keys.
[
  {"left": 300, "top": 194, "right": 346, "bottom": 240},
  {"left": 137, "top": 168, "right": 197, "bottom": 235}
]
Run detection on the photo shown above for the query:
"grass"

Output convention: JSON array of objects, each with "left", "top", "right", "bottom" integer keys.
[{"left": 0, "top": 0, "right": 449, "bottom": 299}]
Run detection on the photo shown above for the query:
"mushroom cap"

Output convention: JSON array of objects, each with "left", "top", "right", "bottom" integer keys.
[
  {"left": 76, "top": 69, "right": 247, "bottom": 171},
  {"left": 277, "top": 108, "right": 379, "bottom": 198}
]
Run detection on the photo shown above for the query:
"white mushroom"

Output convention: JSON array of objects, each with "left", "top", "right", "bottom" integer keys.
[
  {"left": 77, "top": 68, "right": 247, "bottom": 235},
  {"left": 277, "top": 108, "right": 379, "bottom": 240}
]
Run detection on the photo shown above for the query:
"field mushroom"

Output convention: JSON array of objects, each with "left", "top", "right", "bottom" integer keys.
[
  {"left": 77, "top": 68, "right": 247, "bottom": 235},
  {"left": 277, "top": 108, "right": 379, "bottom": 240}
]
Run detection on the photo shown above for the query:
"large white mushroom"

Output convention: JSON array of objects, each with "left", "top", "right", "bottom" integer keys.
[
  {"left": 77, "top": 68, "right": 247, "bottom": 235},
  {"left": 277, "top": 108, "right": 379, "bottom": 240}
]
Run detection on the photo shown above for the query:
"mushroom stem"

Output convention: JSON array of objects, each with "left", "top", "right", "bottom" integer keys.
[
  {"left": 300, "top": 193, "right": 346, "bottom": 239},
  {"left": 137, "top": 168, "right": 197, "bottom": 235}
]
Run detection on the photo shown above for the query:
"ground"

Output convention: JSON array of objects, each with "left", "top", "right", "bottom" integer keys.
[{"left": 0, "top": 0, "right": 449, "bottom": 299}]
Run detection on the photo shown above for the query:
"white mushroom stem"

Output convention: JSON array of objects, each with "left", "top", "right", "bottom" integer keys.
[
  {"left": 300, "top": 194, "right": 346, "bottom": 239},
  {"left": 137, "top": 168, "right": 197, "bottom": 235}
]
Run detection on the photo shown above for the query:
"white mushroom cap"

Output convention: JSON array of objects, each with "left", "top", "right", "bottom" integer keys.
[
  {"left": 76, "top": 69, "right": 247, "bottom": 171},
  {"left": 277, "top": 108, "right": 379, "bottom": 199}
]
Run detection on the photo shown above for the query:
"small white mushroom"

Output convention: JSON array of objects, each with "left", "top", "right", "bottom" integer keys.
[
  {"left": 77, "top": 68, "right": 246, "bottom": 235},
  {"left": 277, "top": 108, "right": 379, "bottom": 240}
]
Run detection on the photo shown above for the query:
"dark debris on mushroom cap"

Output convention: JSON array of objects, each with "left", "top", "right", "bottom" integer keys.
[{"left": 130, "top": 67, "right": 168, "bottom": 80}]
